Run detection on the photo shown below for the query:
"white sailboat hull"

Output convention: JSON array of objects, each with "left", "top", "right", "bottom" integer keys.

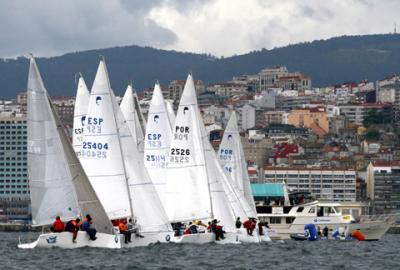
[
  {"left": 172, "top": 231, "right": 241, "bottom": 244},
  {"left": 18, "top": 231, "right": 120, "bottom": 249},
  {"left": 236, "top": 228, "right": 272, "bottom": 243},
  {"left": 121, "top": 231, "right": 174, "bottom": 247}
]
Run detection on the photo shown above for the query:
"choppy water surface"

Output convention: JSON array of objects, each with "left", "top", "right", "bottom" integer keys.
[{"left": 2, "top": 232, "right": 399, "bottom": 269}]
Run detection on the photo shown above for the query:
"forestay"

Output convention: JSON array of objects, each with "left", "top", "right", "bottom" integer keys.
[
  {"left": 27, "top": 57, "right": 80, "bottom": 226},
  {"left": 218, "top": 111, "right": 258, "bottom": 217},
  {"left": 111, "top": 90, "right": 172, "bottom": 234},
  {"left": 144, "top": 83, "right": 173, "bottom": 204},
  {"left": 72, "top": 75, "right": 90, "bottom": 157},
  {"left": 79, "top": 60, "right": 132, "bottom": 220}
]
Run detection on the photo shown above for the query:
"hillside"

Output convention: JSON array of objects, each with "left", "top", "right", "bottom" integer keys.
[{"left": 1, "top": 34, "right": 400, "bottom": 98}]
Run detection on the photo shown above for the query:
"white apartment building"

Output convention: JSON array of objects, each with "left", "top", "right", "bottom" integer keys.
[
  {"left": 237, "top": 104, "right": 256, "bottom": 131},
  {"left": 262, "top": 166, "right": 357, "bottom": 202}
]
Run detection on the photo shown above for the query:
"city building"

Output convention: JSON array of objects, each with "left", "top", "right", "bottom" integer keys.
[
  {"left": 168, "top": 79, "right": 205, "bottom": 104},
  {"left": 366, "top": 161, "right": 400, "bottom": 214},
  {"left": 258, "top": 66, "right": 312, "bottom": 92},
  {"left": 207, "top": 82, "right": 248, "bottom": 97},
  {"left": 0, "top": 116, "right": 30, "bottom": 222},
  {"left": 339, "top": 103, "right": 393, "bottom": 126},
  {"left": 287, "top": 107, "right": 329, "bottom": 136},
  {"left": 262, "top": 166, "right": 357, "bottom": 202}
]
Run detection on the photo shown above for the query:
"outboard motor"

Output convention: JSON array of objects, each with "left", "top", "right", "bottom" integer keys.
[{"left": 304, "top": 224, "right": 318, "bottom": 241}]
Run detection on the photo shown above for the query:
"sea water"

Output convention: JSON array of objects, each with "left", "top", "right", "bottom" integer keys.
[{"left": 4, "top": 232, "right": 400, "bottom": 269}]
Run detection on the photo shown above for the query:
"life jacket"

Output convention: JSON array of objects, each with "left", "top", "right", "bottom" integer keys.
[
  {"left": 119, "top": 222, "right": 126, "bottom": 232},
  {"left": 53, "top": 219, "right": 64, "bottom": 232},
  {"left": 183, "top": 228, "right": 191, "bottom": 235},
  {"left": 243, "top": 220, "right": 251, "bottom": 229}
]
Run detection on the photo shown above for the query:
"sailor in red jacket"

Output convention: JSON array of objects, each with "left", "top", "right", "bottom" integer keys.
[
  {"left": 52, "top": 216, "right": 65, "bottom": 232},
  {"left": 243, "top": 218, "right": 256, "bottom": 236}
]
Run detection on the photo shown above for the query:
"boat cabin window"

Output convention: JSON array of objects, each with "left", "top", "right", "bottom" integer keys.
[
  {"left": 270, "top": 217, "right": 281, "bottom": 224},
  {"left": 286, "top": 217, "right": 295, "bottom": 224},
  {"left": 296, "top": 207, "right": 304, "bottom": 213},
  {"left": 283, "top": 206, "right": 293, "bottom": 214},
  {"left": 256, "top": 205, "right": 272, "bottom": 214},
  {"left": 309, "top": 207, "right": 316, "bottom": 214},
  {"left": 317, "top": 206, "right": 334, "bottom": 217}
]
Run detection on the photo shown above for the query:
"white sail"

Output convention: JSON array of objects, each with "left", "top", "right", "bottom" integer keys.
[
  {"left": 165, "top": 74, "right": 236, "bottom": 230},
  {"left": 120, "top": 85, "right": 144, "bottom": 151},
  {"left": 72, "top": 75, "right": 90, "bottom": 157},
  {"left": 218, "top": 111, "right": 258, "bottom": 217},
  {"left": 165, "top": 99, "right": 175, "bottom": 129},
  {"left": 111, "top": 90, "right": 172, "bottom": 234},
  {"left": 133, "top": 90, "right": 146, "bottom": 136},
  {"left": 79, "top": 60, "right": 132, "bottom": 220},
  {"left": 144, "top": 83, "right": 172, "bottom": 204},
  {"left": 50, "top": 95, "right": 113, "bottom": 234},
  {"left": 27, "top": 57, "right": 80, "bottom": 226}
]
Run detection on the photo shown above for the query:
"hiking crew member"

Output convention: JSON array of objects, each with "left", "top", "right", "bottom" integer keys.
[
  {"left": 52, "top": 216, "right": 64, "bottom": 232},
  {"left": 235, "top": 217, "right": 242, "bottom": 229},
  {"left": 81, "top": 214, "right": 97, "bottom": 240},
  {"left": 65, "top": 218, "right": 81, "bottom": 243}
]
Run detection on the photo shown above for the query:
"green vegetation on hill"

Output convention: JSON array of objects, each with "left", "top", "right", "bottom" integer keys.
[{"left": 1, "top": 34, "right": 400, "bottom": 98}]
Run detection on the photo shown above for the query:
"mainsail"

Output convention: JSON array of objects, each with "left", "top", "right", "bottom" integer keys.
[
  {"left": 120, "top": 84, "right": 144, "bottom": 151},
  {"left": 79, "top": 60, "right": 132, "bottom": 220},
  {"left": 165, "top": 74, "right": 236, "bottom": 230},
  {"left": 218, "top": 111, "right": 258, "bottom": 217},
  {"left": 72, "top": 75, "right": 90, "bottom": 156},
  {"left": 144, "top": 83, "right": 173, "bottom": 204},
  {"left": 27, "top": 57, "right": 112, "bottom": 234}
]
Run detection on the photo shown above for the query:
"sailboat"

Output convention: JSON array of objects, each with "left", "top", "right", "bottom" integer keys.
[
  {"left": 19, "top": 57, "right": 118, "bottom": 249},
  {"left": 218, "top": 111, "right": 271, "bottom": 242},
  {"left": 72, "top": 74, "right": 90, "bottom": 157},
  {"left": 79, "top": 59, "right": 173, "bottom": 246},
  {"left": 120, "top": 84, "right": 144, "bottom": 152},
  {"left": 144, "top": 82, "right": 173, "bottom": 204},
  {"left": 165, "top": 74, "right": 240, "bottom": 244}
]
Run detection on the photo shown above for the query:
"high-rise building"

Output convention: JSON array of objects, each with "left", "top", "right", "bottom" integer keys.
[
  {"left": 0, "top": 116, "right": 30, "bottom": 222},
  {"left": 366, "top": 161, "right": 400, "bottom": 215}
]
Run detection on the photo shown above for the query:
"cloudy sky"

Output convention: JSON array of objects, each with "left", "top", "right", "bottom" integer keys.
[{"left": 0, "top": 0, "right": 398, "bottom": 57}]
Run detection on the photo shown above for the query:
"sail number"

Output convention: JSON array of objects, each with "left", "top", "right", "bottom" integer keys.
[
  {"left": 170, "top": 148, "right": 190, "bottom": 163},
  {"left": 84, "top": 117, "right": 104, "bottom": 134},
  {"left": 82, "top": 142, "right": 109, "bottom": 150},
  {"left": 170, "top": 148, "right": 190, "bottom": 155},
  {"left": 146, "top": 154, "right": 167, "bottom": 168}
]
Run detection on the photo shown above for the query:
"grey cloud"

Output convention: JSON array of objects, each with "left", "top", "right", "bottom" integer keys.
[{"left": 0, "top": 0, "right": 177, "bottom": 57}]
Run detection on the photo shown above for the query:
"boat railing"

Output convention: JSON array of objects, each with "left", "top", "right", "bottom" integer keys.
[{"left": 358, "top": 213, "right": 398, "bottom": 224}]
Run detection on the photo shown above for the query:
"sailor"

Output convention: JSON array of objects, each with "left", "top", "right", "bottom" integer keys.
[
  {"left": 258, "top": 221, "right": 264, "bottom": 236},
  {"left": 211, "top": 219, "right": 225, "bottom": 240},
  {"left": 81, "top": 214, "right": 97, "bottom": 240},
  {"left": 323, "top": 226, "right": 329, "bottom": 238},
  {"left": 235, "top": 217, "right": 242, "bottom": 229},
  {"left": 52, "top": 216, "right": 64, "bottom": 233},
  {"left": 243, "top": 218, "right": 256, "bottom": 236},
  {"left": 65, "top": 218, "right": 81, "bottom": 243},
  {"left": 119, "top": 220, "right": 131, "bottom": 244}
]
